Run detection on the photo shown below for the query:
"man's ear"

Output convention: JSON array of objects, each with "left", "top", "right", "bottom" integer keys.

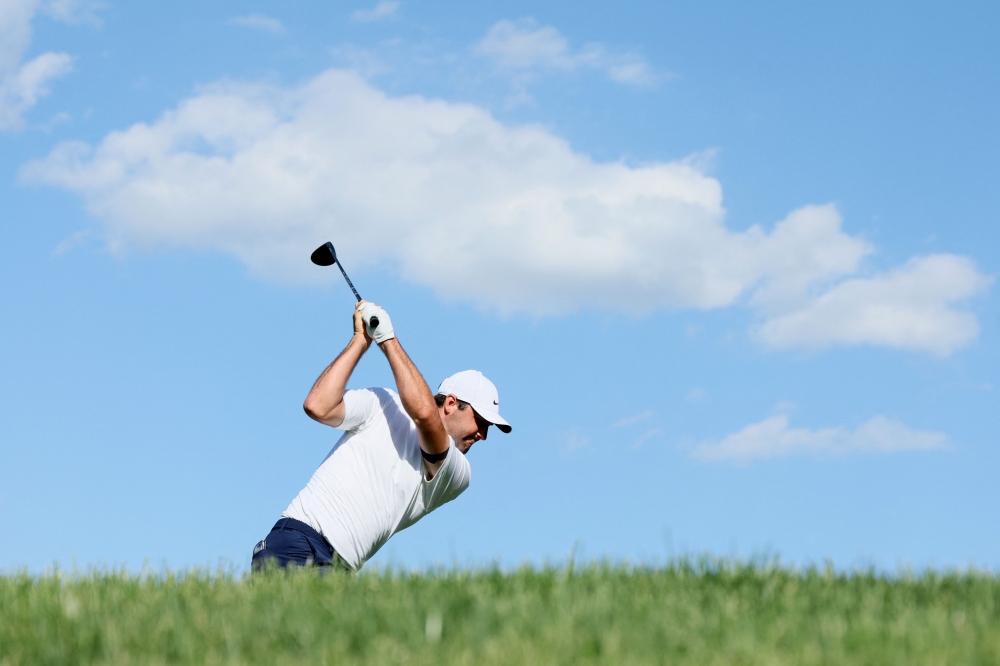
[{"left": 442, "top": 394, "right": 459, "bottom": 416}]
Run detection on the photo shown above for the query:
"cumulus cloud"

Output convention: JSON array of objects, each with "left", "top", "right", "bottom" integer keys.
[
  {"left": 228, "top": 14, "right": 286, "bottom": 36},
  {"left": 477, "top": 19, "right": 655, "bottom": 87},
  {"left": 757, "top": 255, "right": 992, "bottom": 356},
  {"left": 0, "top": 0, "right": 81, "bottom": 130},
  {"left": 351, "top": 1, "right": 399, "bottom": 23},
  {"left": 20, "top": 69, "right": 990, "bottom": 353},
  {"left": 692, "top": 415, "right": 949, "bottom": 463},
  {"left": 18, "top": 71, "right": 855, "bottom": 311}
]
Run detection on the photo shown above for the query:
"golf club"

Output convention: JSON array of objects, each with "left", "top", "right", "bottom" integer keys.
[{"left": 310, "top": 242, "right": 379, "bottom": 329}]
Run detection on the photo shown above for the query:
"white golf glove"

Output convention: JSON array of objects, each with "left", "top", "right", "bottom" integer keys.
[{"left": 360, "top": 303, "right": 394, "bottom": 344}]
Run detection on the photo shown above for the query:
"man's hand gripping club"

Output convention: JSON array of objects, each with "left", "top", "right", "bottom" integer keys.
[{"left": 359, "top": 302, "right": 394, "bottom": 344}]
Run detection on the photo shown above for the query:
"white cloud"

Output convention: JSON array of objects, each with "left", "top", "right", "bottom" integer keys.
[
  {"left": 1, "top": 0, "right": 39, "bottom": 71},
  {"left": 1, "top": 51, "right": 73, "bottom": 129},
  {"left": 563, "top": 430, "right": 590, "bottom": 453},
  {"left": 20, "top": 69, "right": 990, "bottom": 353},
  {"left": 607, "top": 61, "right": 654, "bottom": 86},
  {"left": 757, "top": 255, "right": 992, "bottom": 356},
  {"left": 478, "top": 20, "right": 573, "bottom": 69},
  {"left": 17, "top": 71, "right": 852, "bottom": 313},
  {"left": 631, "top": 428, "right": 664, "bottom": 450},
  {"left": 692, "top": 415, "right": 949, "bottom": 463},
  {"left": 351, "top": 1, "right": 399, "bottom": 23},
  {"left": 612, "top": 410, "right": 654, "bottom": 429},
  {"left": 685, "top": 388, "right": 707, "bottom": 403},
  {"left": 477, "top": 19, "right": 655, "bottom": 87},
  {"left": 53, "top": 227, "right": 93, "bottom": 255},
  {"left": 42, "top": 0, "right": 106, "bottom": 26},
  {"left": 228, "top": 14, "right": 286, "bottom": 36},
  {"left": 0, "top": 0, "right": 81, "bottom": 130},
  {"left": 327, "top": 44, "right": 389, "bottom": 78}
]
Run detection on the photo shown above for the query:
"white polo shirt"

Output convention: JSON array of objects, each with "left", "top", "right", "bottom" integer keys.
[{"left": 282, "top": 387, "right": 472, "bottom": 571}]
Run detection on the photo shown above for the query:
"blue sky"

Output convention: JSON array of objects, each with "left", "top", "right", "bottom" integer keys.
[{"left": 1, "top": 0, "right": 997, "bottom": 573}]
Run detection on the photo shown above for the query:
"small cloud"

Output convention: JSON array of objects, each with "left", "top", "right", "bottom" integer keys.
[
  {"left": 502, "top": 85, "right": 534, "bottom": 109},
  {"left": 1, "top": 0, "right": 92, "bottom": 131},
  {"left": 478, "top": 20, "right": 572, "bottom": 69},
  {"left": 612, "top": 410, "right": 654, "bottom": 429},
  {"left": 756, "top": 255, "right": 992, "bottom": 356},
  {"left": 228, "top": 14, "right": 286, "bottom": 36},
  {"left": 43, "top": 0, "right": 107, "bottom": 27},
  {"left": 1, "top": 52, "right": 75, "bottom": 131},
  {"left": 692, "top": 415, "right": 949, "bottom": 464},
  {"left": 631, "top": 428, "right": 664, "bottom": 450},
  {"left": 607, "top": 60, "right": 656, "bottom": 86},
  {"left": 774, "top": 400, "right": 796, "bottom": 415},
  {"left": 39, "top": 110, "right": 72, "bottom": 131},
  {"left": 563, "top": 430, "right": 590, "bottom": 453},
  {"left": 328, "top": 44, "right": 389, "bottom": 78},
  {"left": 352, "top": 1, "right": 400, "bottom": 22},
  {"left": 477, "top": 18, "right": 656, "bottom": 88},
  {"left": 53, "top": 228, "right": 93, "bottom": 255},
  {"left": 685, "top": 388, "right": 707, "bottom": 403}
]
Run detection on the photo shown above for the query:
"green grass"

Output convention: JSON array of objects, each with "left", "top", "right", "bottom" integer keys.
[{"left": 2, "top": 560, "right": 998, "bottom": 665}]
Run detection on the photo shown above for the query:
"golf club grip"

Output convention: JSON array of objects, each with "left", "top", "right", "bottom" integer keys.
[{"left": 369, "top": 316, "right": 380, "bottom": 329}]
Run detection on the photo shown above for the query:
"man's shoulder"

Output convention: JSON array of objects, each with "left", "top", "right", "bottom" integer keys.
[
  {"left": 338, "top": 387, "right": 403, "bottom": 432},
  {"left": 352, "top": 387, "right": 413, "bottom": 425},
  {"left": 349, "top": 386, "right": 398, "bottom": 403}
]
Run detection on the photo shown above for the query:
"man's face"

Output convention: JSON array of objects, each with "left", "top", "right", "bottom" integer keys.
[{"left": 440, "top": 395, "right": 490, "bottom": 454}]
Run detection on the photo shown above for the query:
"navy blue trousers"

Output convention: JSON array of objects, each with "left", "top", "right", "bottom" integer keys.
[{"left": 251, "top": 518, "right": 346, "bottom": 572}]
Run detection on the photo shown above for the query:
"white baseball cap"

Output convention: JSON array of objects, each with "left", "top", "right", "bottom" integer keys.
[{"left": 437, "top": 370, "right": 512, "bottom": 433}]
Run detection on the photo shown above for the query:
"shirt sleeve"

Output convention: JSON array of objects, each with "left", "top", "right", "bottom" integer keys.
[
  {"left": 338, "top": 388, "right": 382, "bottom": 432},
  {"left": 421, "top": 439, "right": 472, "bottom": 511}
]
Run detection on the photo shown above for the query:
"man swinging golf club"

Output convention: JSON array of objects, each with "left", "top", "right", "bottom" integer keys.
[{"left": 252, "top": 300, "right": 512, "bottom": 572}]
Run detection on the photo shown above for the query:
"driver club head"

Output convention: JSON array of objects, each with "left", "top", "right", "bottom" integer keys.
[
  {"left": 309, "top": 241, "right": 379, "bottom": 328},
  {"left": 310, "top": 242, "right": 337, "bottom": 267}
]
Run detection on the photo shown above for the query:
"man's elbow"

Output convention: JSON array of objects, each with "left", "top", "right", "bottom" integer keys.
[
  {"left": 409, "top": 406, "right": 439, "bottom": 429},
  {"left": 303, "top": 397, "right": 330, "bottom": 422},
  {"left": 304, "top": 396, "right": 346, "bottom": 427},
  {"left": 411, "top": 409, "right": 446, "bottom": 445}
]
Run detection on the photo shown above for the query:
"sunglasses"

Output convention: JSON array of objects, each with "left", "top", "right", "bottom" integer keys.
[
  {"left": 457, "top": 399, "right": 491, "bottom": 431},
  {"left": 470, "top": 407, "right": 491, "bottom": 431}
]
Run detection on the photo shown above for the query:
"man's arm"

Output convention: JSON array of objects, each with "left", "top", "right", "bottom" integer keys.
[
  {"left": 378, "top": 337, "right": 450, "bottom": 471},
  {"left": 302, "top": 305, "right": 372, "bottom": 427}
]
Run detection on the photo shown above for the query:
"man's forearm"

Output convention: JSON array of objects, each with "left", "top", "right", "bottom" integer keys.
[
  {"left": 303, "top": 334, "right": 369, "bottom": 425},
  {"left": 380, "top": 339, "right": 448, "bottom": 454}
]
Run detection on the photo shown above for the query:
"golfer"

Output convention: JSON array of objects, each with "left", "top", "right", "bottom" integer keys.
[{"left": 252, "top": 301, "right": 511, "bottom": 572}]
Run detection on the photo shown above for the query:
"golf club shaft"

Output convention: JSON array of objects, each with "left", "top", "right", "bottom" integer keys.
[
  {"left": 336, "top": 262, "right": 363, "bottom": 302},
  {"left": 337, "top": 261, "right": 379, "bottom": 328}
]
